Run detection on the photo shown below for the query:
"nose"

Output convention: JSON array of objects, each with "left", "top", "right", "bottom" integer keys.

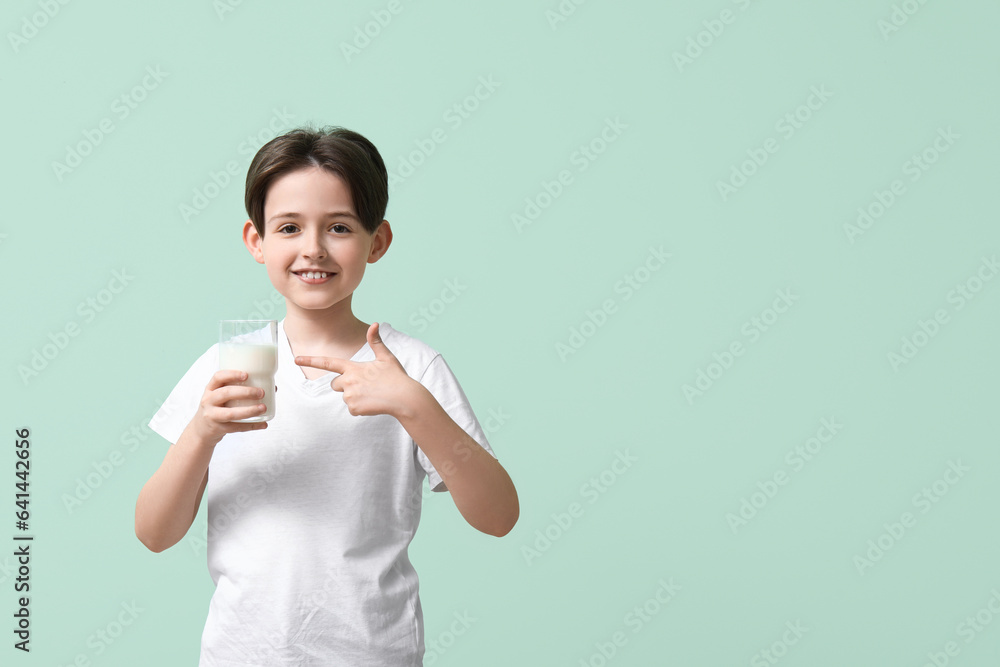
[{"left": 302, "top": 229, "right": 327, "bottom": 260}]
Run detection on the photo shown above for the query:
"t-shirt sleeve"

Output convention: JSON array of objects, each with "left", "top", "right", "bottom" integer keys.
[
  {"left": 414, "top": 353, "right": 496, "bottom": 492},
  {"left": 148, "top": 344, "right": 218, "bottom": 445}
]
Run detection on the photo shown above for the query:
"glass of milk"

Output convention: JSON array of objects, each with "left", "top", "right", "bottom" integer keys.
[{"left": 219, "top": 320, "right": 278, "bottom": 422}]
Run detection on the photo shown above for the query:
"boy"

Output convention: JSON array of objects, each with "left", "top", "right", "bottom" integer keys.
[{"left": 134, "top": 126, "right": 519, "bottom": 666}]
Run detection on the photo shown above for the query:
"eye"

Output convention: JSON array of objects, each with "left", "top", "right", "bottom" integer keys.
[{"left": 275, "top": 222, "right": 349, "bottom": 234}]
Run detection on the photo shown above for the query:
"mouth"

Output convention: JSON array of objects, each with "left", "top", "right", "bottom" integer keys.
[{"left": 292, "top": 270, "right": 336, "bottom": 284}]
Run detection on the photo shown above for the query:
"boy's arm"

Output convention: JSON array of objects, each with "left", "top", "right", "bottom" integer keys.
[
  {"left": 396, "top": 384, "right": 519, "bottom": 538},
  {"left": 134, "top": 424, "right": 215, "bottom": 553},
  {"left": 136, "top": 369, "right": 268, "bottom": 552},
  {"left": 293, "top": 323, "right": 518, "bottom": 537}
]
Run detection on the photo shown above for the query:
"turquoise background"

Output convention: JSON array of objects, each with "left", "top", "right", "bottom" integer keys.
[{"left": 2, "top": 0, "right": 998, "bottom": 664}]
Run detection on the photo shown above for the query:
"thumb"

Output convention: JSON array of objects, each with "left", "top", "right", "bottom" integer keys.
[{"left": 367, "top": 322, "right": 396, "bottom": 361}]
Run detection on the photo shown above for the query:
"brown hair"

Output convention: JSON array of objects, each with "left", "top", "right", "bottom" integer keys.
[{"left": 244, "top": 125, "right": 388, "bottom": 237}]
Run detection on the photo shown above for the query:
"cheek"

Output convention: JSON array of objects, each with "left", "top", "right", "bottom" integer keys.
[
  {"left": 263, "top": 247, "right": 290, "bottom": 271},
  {"left": 345, "top": 245, "right": 371, "bottom": 265}
]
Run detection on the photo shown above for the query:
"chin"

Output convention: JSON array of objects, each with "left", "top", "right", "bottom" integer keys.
[{"left": 295, "top": 296, "right": 350, "bottom": 310}]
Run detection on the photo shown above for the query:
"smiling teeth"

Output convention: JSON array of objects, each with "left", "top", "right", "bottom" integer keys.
[{"left": 301, "top": 272, "right": 329, "bottom": 279}]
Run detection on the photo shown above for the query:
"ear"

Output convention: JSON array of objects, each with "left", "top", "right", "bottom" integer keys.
[
  {"left": 367, "top": 220, "right": 393, "bottom": 264},
  {"left": 243, "top": 220, "right": 265, "bottom": 264}
]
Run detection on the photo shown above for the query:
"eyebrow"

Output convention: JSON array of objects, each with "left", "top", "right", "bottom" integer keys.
[{"left": 267, "top": 211, "right": 359, "bottom": 225}]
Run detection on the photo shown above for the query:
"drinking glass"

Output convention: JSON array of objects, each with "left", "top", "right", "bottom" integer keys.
[{"left": 219, "top": 320, "right": 278, "bottom": 422}]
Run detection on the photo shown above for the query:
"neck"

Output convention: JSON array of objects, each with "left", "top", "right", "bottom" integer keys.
[{"left": 282, "top": 295, "right": 368, "bottom": 348}]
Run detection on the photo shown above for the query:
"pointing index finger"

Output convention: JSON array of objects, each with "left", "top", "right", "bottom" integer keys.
[{"left": 294, "top": 355, "right": 349, "bottom": 374}]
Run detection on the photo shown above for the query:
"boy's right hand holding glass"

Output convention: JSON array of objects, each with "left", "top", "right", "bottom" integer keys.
[
  {"left": 191, "top": 370, "right": 270, "bottom": 446},
  {"left": 136, "top": 369, "right": 268, "bottom": 552}
]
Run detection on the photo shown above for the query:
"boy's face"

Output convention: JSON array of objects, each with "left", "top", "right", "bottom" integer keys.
[{"left": 242, "top": 166, "right": 390, "bottom": 314}]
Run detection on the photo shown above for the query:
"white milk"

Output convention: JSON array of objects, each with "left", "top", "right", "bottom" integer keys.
[{"left": 219, "top": 343, "right": 278, "bottom": 422}]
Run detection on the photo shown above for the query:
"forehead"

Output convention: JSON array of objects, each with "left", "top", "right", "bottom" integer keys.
[{"left": 263, "top": 166, "right": 355, "bottom": 217}]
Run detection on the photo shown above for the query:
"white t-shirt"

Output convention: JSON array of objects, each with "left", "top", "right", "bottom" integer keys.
[{"left": 148, "top": 319, "right": 496, "bottom": 666}]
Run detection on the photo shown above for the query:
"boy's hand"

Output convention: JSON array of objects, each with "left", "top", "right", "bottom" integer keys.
[
  {"left": 191, "top": 370, "right": 270, "bottom": 446},
  {"left": 295, "top": 322, "right": 419, "bottom": 419}
]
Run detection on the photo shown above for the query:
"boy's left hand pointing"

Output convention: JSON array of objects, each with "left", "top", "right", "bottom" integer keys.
[{"left": 294, "top": 322, "right": 419, "bottom": 418}]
